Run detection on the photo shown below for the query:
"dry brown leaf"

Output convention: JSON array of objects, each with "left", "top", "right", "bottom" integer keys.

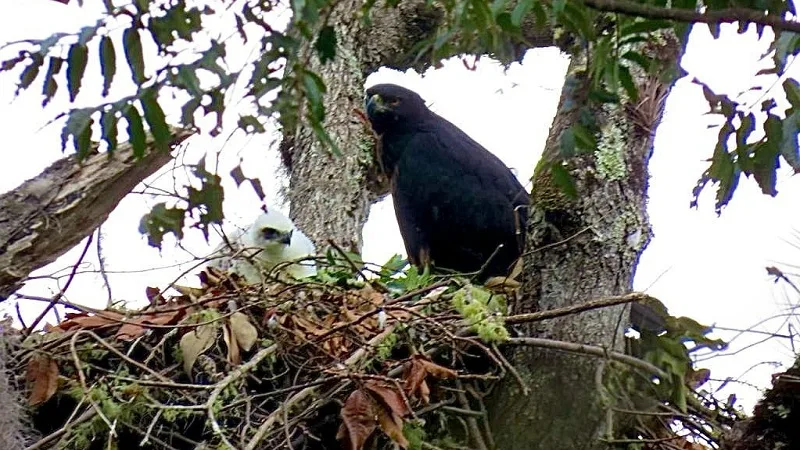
[
  {"left": 686, "top": 368, "right": 711, "bottom": 389},
  {"left": 364, "top": 381, "right": 410, "bottom": 418},
  {"left": 292, "top": 316, "right": 326, "bottom": 336},
  {"left": 375, "top": 402, "right": 409, "bottom": 449},
  {"left": 54, "top": 311, "right": 123, "bottom": 331},
  {"left": 145, "top": 286, "right": 161, "bottom": 304},
  {"left": 358, "top": 285, "right": 385, "bottom": 307},
  {"left": 116, "top": 308, "right": 185, "bottom": 341},
  {"left": 26, "top": 355, "right": 58, "bottom": 406},
  {"left": 229, "top": 312, "right": 257, "bottom": 352},
  {"left": 419, "top": 359, "right": 457, "bottom": 380},
  {"left": 173, "top": 284, "right": 206, "bottom": 301},
  {"left": 404, "top": 358, "right": 428, "bottom": 398},
  {"left": 403, "top": 356, "right": 456, "bottom": 402},
  {"left": 418, "top": 380, "right": 430, "bottom": 404},
  {"left": 338, "top": 389, "right": 377, "bottom": 450},
  {"left": 180, "top": 323, "right": 218, "bottom": 375},
  {"left": 222, "top": 324, "right": 241, "bottom": 365}
]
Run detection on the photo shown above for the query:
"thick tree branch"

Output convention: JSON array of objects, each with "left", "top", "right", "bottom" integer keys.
[
  {"left": 583, "top": 0, "right": 800, "bottom": 33},
  {"left": 0, "top": 128, "right": 194, "bottom": 300}
]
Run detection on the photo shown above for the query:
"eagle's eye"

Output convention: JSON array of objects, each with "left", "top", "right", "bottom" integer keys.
[
  {"left": 261, "top": 227, "right": 279, "bottom": 239},
  {"left": 387, "top": 97, "right": 401, "bottom": 106}
]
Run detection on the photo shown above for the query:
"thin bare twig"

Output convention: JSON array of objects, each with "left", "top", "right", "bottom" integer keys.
[{"left": 24, "top": 234, "right": 94, "bottom": 336}]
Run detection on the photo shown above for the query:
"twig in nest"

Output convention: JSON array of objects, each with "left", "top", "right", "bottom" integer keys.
[
  {"left": 69, "top": 332, "right": 116, "bottom": 435},
  {"left": 24, "top": 234, "right": 94, "bottom": 336},
  {"left": 454, "top": 379, "right": 489, "bottom": 450},
  {"left": 491, "top": 343, "right": 529, "bottom": 396},
  {"left": 328, "top": 239, "right": 389, "bottom": 293},
  {"left": 25, "top": 409, "right": 96, "bottom": 450},
  {"left": 245, "top": 317, "right": 408, "bottom": 450},
  {"left": 504, "top": 337, "right": 668, "bottom": 379},
  {"left": 206, "top": 343, "right": 280, "bottom": 449},
  {"left": 505, "top": 292, "right": 652, "bottom": 325}
]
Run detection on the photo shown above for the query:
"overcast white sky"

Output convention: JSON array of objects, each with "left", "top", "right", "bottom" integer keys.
[{"left": 2, "top": 0, "right": 800, "bottom": 414}]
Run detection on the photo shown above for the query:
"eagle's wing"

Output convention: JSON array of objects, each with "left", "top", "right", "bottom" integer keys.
[{"left": 391, "top": 117, "right": 527, "bottom": 276}]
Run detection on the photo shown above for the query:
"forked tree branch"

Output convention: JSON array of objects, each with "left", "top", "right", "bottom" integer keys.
[{"left": 0, "top": 128, "right": 195, "bottom": 300}]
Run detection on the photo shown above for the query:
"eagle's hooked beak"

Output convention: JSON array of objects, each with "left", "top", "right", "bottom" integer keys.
[
  {"left": 365, "top": 93, "right": 386, "bottom": 117},
  {"left": 278, "top": 229, "right": 293, "bottom": 245}
]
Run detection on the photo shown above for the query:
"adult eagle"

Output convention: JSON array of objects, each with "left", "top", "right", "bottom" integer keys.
[{"left": 364, "top": 83, "right": 528, "bottom": 280}]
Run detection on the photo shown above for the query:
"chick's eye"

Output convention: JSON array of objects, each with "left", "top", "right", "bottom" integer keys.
[{"left": 261, "top": 227, "right": 278, "bottom": 239}]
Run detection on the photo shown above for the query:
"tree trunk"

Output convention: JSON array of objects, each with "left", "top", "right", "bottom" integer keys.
[
  {"left": 488, "top": 40, "right": 681, "bottom": 449},
  {"left": 285, "top": 1, "right": 553, "bottom": 251}
]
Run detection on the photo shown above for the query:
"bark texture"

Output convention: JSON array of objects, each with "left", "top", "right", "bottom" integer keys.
[
  {"left": 488, "top": 40, "right": 680, "bottom": 448},
  {"left": 0, "top": 128, "right": 193, "bottom": 300}
]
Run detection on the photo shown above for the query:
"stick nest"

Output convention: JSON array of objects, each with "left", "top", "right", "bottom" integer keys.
[{"left": 8, "top": 257, "right": 742, "bottom": 450}]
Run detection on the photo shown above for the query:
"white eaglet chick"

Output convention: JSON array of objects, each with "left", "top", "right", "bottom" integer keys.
[{"left": 209, "top": 208, "right": 317, "bottom": 283}]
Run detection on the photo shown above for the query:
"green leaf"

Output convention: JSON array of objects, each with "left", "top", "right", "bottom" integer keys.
[
  {"left": 491, "top": 0, "right": 507, "bottom": 16},
  {"left": 302, "top": 70, "right": 326, "bottom": 121},
  {"left": 773, "top": 31, "right": 800, "bottom": 74},
  {"left": 618, "top": 64, "right": 638, "bottom": 102},
  {"left": 559, "top": 127, "right": 576, "bottom": 157},
  {"left": 562, "top": 3, "right": 594, "bottom": 40},
  {"left": 100, "top": 110, "right": 118, "bottom": 153},
  {"left": 620, "top": 19, "right": 672, "bottom": 37},
  {"left": 125, "top": 106, "right": 146, "bottom": 159},
  {"left": 187, "top": 165, "right": 225, "bottom": 240},
  {"left": 139, "top": 203, "right": 186, "bottom": 249},
  {"left": 67, "top": 43, "right": 88, "bottom": 102},
  {"left": 76, "top": 116, "right": 95, "bottom": 160},
  {"left": 181, "top": 97, "right": 201, "bottom": 127},
  {"left": 123, "top": 27, "right": 146, "bottom": 84},
  {"left": 550, "top": 163, "right": 578, "bottom": 199},
  {"left": 707, "top": 22, "right": 721, "bottom": 39},
  {"left": 230, "top": 165, "right": 246, "bottom": 187},
  {"left": 140, "top": 88, "right": 171, "bottom": 150},
  {"left": 99, "top": 36, "right": 116, "bottom": 97},
  {"left": 752, "top": 114, "right": 782, "bottom": 195},
  {"left": 315, "top": 26, "right": 337, "bottom": 64},
  {"left": 780, "top": 110, "right": 800, "bottom": 171},
  {"left": 41, "top": 57, "right": 64, "bottom": 107},
  {"left": 511, "top": 0, "right": 533, "bottom": 26},
  {"left": 77, "top": 24, "right": 99, "bottom": 45},
  {"left": 60, "top": 108, "right": 93, "bottom": 155},
  {"left": 238, "top": 115, "right": 266, "bottom": 133},
  {"left": 311, "top": 120, "right": 342, "bottom": 156},
  {"left": 16, "top": 54, "right": 45, "bottom": 95},
  {"left": 1, "top": 51, "right": 28, "bottom": 72},
  {"left": 620, "top": 51, "right": 653, "bottom": 73},
  {"left": 784, "top": 78, "right": 800, "bottom": 109},
  {"left": 571, "top": 123, "right": 597, "bottom": 152},
  {"left": 176, "top": 66, "right": 202, "bottom": 96},
  {"left": 379, "top": 254, "right": 408, "bottom": 278},
  {"left": 708, "top": 121, "right": 739, "bottom": 212}
]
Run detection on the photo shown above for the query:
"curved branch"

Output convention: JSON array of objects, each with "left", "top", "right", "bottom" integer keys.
[{"left": 583, "top": 0, "right": 800, "bottom": 33}]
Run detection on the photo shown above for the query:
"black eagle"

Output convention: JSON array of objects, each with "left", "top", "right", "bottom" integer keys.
[{"left": 364, "top": 83, "right": 528, "bottom": 280}]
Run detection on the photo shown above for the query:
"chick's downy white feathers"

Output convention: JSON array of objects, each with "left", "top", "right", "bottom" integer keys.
[{"left": 209, "top": 208, "right": 317, "bottom": 283}]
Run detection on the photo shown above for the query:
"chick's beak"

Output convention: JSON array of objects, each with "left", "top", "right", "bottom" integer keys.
[
  {"left": 279, "top": 229, "right": 293, "bottom": 245},
  {"left": 365, "top": 93, "right": 385, "bottom": 117}
]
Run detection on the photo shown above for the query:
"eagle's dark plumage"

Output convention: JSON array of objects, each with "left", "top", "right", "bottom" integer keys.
[{"left": 365, "top": 83, "right": 528, "bottom": 280}]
